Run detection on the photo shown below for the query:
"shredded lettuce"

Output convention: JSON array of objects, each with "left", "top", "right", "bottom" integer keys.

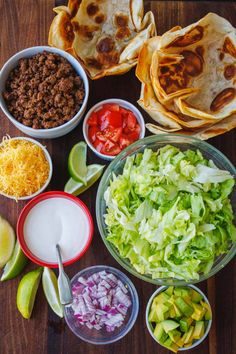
[{"left": 104, "top": 145, "right": 235, "bottom": 280}]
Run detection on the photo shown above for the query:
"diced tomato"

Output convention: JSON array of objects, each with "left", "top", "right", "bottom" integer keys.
[
  {"left": 93, "top": 139, "right": 104, "bottom": 153},
  {"left": 101, "top": 143, "right": 121, "bottom": 156},
  {"left": 88, "top": 126, "right": 99, "bottom": 143},
  {"left": 126, "top": 125, "right": 141, "bottom": 142},
  {"left": 87, "top": 112, "right": 98, "bottom": 126},
  {"left": 97, "top": 108, "right": 112, "bottom": 126},
  {"left": 88, "top": 103, "right": 141, "bottom": 157},
  {"left": 104, "top": 139, "right": 115, "bottom": 151},
  {"left": 119, "top": 135, "right": 131, "bottom": 149},
  {"left": 105, "top": 127, "right": 122, "bottom": 143},
  {"left": 96, "top": 131, "right": 107, "bottom": 142},
  {"left": 103, "top": 103, "right": 120, "bottom": 112},
  {"left": 126, "top": 112, "right": 137, "bottom": 129},
  {"left": 101, "top": 111, "right": 123, "bottom": 130}
]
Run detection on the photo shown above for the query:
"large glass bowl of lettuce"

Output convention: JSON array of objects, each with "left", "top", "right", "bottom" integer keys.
[{"left": 96, "top": 134, "right": 236, "bottom": 285}]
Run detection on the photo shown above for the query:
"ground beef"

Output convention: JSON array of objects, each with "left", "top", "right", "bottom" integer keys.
[{"left": 3, "top": 51, "right": 85, "bottom": 129}]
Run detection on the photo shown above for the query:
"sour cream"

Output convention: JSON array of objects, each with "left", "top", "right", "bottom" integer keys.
[{"left": 23, "top": 196, "right": 92, "bottom": 264}]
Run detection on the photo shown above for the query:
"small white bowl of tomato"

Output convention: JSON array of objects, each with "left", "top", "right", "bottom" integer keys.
[{"left": 83, "top": 99, "right": 145, "bottom": 160}]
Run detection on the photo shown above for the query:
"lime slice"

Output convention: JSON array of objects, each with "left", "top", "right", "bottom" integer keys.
[
  {"left": 68, "top": 142, "right": 87, "bottom": 185},
  {"left": 42, "top": 267, "right": 63, "bottom": 318},
  {"left": 0, "top": 216, "right": 15, "bottom": 268},
  {"left": 64, "top": 164, "right": 105, "bottom": 196},
  {"left": 1, "top": 240, "right": 28, "bottom": 281},
  {"left": 17, "top": 267, "right": 42, "bottom": 319}
]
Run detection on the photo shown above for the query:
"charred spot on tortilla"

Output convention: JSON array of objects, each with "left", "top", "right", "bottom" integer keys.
[
  {"left": 210, "top": 88, "right": 235, "bottom": 112},
  {"left": 115, "top": 27, "right": 131, "bottom": 40},
  {"left": 219, "top": 52, "right": 225, "bottom": 61},
  {"left": 97, "top": 52, "right": 119, "bottom": 65},
  {"left": 60, "top": 14, "right": 75, "bottom": 43},
  {"left": 86, "top": 57, "right": 102, "bottom": 69},
  {"left": 96, "top": 37, "right": 115, "bottom": 53},
  {"left": 95, "top": 13, "right": 105, "bottom": 24},
  {"left": 73, "top": 23, "right": 99, "bottom": 39},
  {"left": 224, "top": 64, "right": 236, "bottom": 80},
  {"left": 69, "top": 0, "right": 82, "bottom": 18},
  {"left": 166, "top": 26, "right": 204, "bottom": 48},
  {"left": 87, "top": 2, "right": 99, "bottom": 16},
  {"left": 182, "top": 51, "right": 203, "bottom": 77},
  {"left": 223, "top": 37, "right": 236, "bottom": 58},
  {"left": 114, "top": 14, "right": 128, "bottom": 28},
  {"left": 159, "top": 63, "right": 189, "bottom": 94},
  {"left": 195, "top": 46, "right": 204, "bottom": 58}
]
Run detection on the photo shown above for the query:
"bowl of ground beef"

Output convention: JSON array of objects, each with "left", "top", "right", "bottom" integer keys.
[{"left": 0, "top": 46, "right": 89, "bottom": 139}]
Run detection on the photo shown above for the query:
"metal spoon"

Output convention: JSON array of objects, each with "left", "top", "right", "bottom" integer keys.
[{"left": 55, "top": 244, "right": 73, "bottom": 305}]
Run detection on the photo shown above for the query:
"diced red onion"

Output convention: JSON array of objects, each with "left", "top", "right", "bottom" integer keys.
[{"left": 70, "top": 271, "right": 132, "bottom": 332}]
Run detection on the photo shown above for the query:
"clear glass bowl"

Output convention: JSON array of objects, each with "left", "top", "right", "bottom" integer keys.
[
  {"left": 96, "top": 134, "right": 236, "bottom": 286},
  {"left": 64, "top": 265, "right": 139, "bottom": 344},
  {"left": 145, "top": 285, "right": 212, "bottom": 351}
]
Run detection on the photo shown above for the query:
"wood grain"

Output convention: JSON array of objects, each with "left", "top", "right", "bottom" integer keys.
[{"left": 0, "top": 1, "right": 235, "bottom": 354}]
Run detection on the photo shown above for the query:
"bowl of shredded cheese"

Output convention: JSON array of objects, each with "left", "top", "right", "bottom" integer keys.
[{"left": 0, "top": 137, "right": 52, "bottom": 200}]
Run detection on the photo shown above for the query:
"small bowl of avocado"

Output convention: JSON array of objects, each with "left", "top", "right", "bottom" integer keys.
[{"left": 146, "top": 285, "right": 212, "bottom": 353}]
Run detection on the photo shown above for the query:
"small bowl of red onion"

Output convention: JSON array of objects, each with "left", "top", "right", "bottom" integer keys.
[{"left": 64, "top": 265, "right": 139, "bottom": 344}]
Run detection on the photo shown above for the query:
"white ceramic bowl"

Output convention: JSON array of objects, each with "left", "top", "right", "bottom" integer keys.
[
  {"left": 146, "top": 285, "right": 212, "bottom": 351},
  {"left": 0, "top": 137, "right": 53, "bottom": 200},
  {"left": 83, "top": 99, "right": 146, "bottom": 161},
  {"left": 0, "top": 46, "right": 89, "bottom": 139}
]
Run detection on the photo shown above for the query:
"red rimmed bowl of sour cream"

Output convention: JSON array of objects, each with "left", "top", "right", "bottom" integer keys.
[{"left": 17, "top": 191, "right": 93, "bottom": 267}]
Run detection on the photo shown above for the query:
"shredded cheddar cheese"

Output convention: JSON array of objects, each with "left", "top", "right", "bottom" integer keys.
[{"left": 0, "top": 138, "right": 50, "bottom": 199}]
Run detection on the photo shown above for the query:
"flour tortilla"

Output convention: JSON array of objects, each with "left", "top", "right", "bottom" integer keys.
[
  {"left": 136, "top": 13, "right": 236, "bottom": 139},
  {"left": 49, "top": 0, "right": 156, "bottom": 79},
  {"left": 152, "top": 13, "right": 236, "bottom": 120}
]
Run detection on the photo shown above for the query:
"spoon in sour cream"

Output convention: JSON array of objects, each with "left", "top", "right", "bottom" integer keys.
[{"left": 56, "top": 244, "right": 73, "bottom": 305}]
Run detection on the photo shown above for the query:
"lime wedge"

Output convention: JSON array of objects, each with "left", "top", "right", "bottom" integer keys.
[
  {"left": 42, "top": 267, "right": 63, "bottom": 318},
  {"left": 68, "top": 142, "right": 87, "bottom": 185},
  {"left": 64, "top": 164, "right": 105, "bottom": 196},
  {"left": 17, "top": 267, "right": 42, "bottom": 319},
  {"left": 1, "top": 240, "right": 28, "bottom": 281},
  {"left": 0, "top": 216, "right": 15, "bottom": 268}
]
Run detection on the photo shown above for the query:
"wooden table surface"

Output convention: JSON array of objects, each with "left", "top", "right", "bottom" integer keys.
[{"left": 0, "top": 1, "right": 235, "bottom": 354}]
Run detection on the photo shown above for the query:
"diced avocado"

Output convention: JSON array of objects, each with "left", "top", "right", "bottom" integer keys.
[
  {"left": 169, "top": 329, "right": 181, "bottom": 343},
  {"left": 180, "top": 332, "right": 188, "bottom": 345},
  {"left": 183, "top": 295, "right": 193, "bottom": 306},
  {"left": 167, "top": 295, "right": 177, "bottom": 306},
  {"left": 191, "top": 289, "right": 203, "bottom": 303},
  {"left": 174, "top": 287, "right": 190, "bottom": 298},
  {"left": 169, "top": 305, "right": 176, "bottom": 318},
  {"left": 156, "top": 303, "right": 170, "bottom": 322},
  {"left": 169, "top": 304, "right": 182, "bottom": 319},
  {"left": 163, "top": 338, "right": 179, "bottom": 353},
  {"left": 165, "top": 286, "right": 174, "bottom": 296},
  {"left": 153, "top": 292, "right": 170, "bottom": 305},
  {"left": 183, "top": 316, "right": 193, "bottom": 326},
  {"left": 175, "top": 297, "right": 194, "bottom": 317},
  {"left": 191, "top": 303, "right": 206, "bottom": 321},
  {"left": 184, "top": 341, "right": 193, "bottom": 348},
  {"left": 154, "top": 323, "right": 164, "bottom": 341},
  {"left": 183, "top": 326, "right": 194, "bottom": 344},
  {"left": 173, "top": 304, "right": 182, "bottom": 318},
  {"left": 162, "top": 319, "right": 179, "bottom": 332},
  {"left": 176, "top": 335, "right": 185, "bottom": 347},
  {"left": 154, "top": 323, "right": 168, "bottom": 344},
  {"left": 201, "top": 301, "right": 212, "bottom": 320},
  {"left": 179, "top": 319, "right": 189, "bottom": 333},
  {"left": 148, "top": 308, "right": 158, "bottom": 323},
  {"left": 193, "top": 321, "right": 205, "bottom": 340}
]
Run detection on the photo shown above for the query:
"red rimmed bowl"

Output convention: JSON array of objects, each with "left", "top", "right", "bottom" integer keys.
[{"left": 17, "top": 191, "right": 93, "bottom": 267}]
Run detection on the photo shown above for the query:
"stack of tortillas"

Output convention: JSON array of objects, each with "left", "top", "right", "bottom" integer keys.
[
  {"left": 49, "top": 0, "right": 156, "bottom": 79},
  {"left": 136, "top": 13, "right": 236, "bottom": 140}
]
